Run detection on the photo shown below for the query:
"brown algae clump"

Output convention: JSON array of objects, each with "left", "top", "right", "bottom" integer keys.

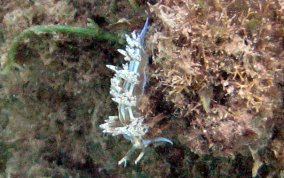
[{"left": 148, "top": 0, "right": 283, "bottom": 160}]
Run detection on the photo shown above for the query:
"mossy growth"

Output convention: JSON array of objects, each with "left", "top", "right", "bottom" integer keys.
[
  {"left": 0, "top": 0, "right": 165, "bottom": 176},
  {"left": 245, "top": 18, "right": 262, "bottom": 34},
  {"left": 0, "top": 141, "right": 9, "bottom": 173}
]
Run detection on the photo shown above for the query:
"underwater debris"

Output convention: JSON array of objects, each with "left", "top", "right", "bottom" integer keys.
[{"left": 100, "top": 18, "right": 172, "bottom": 167}]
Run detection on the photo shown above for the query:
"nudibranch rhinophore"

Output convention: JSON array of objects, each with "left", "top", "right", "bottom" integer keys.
[{"left": 99, "top": 18, "right": 173, "bottom": 167}]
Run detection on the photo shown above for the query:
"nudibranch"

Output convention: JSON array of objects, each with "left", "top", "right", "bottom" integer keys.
[{"left": 100, "top": 18, "right": 173, "bottom": 167}]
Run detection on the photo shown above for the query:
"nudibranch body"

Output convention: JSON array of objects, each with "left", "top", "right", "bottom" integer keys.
[{"left": 99, "top": 18, "right": 172, "bottom": 167}]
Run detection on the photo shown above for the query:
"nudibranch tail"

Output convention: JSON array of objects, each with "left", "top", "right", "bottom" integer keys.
[
  {"left": 143, "top": 137, "right": 174, "bottom": 146},
  {"left": 100, "top": 18, "right": 173, "bottom": 167}
]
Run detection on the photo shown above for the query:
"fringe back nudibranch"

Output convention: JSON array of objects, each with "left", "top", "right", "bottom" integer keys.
[{"left": 99, "top": 18, "right": 173, "bottom": 167}]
